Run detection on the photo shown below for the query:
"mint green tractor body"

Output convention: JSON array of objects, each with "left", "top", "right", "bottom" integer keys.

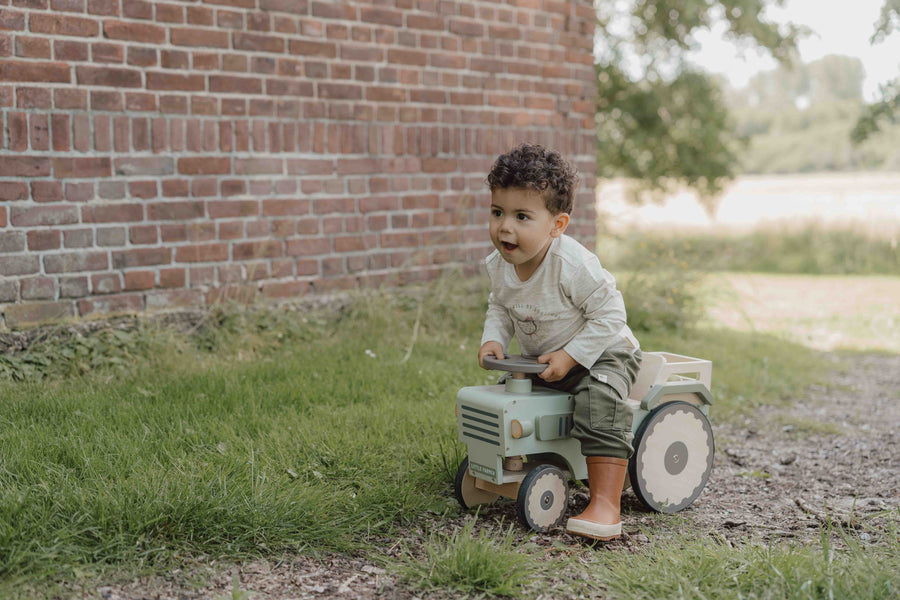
[{"left": 454, "top": 352, "right": 715, "bottom": 531}]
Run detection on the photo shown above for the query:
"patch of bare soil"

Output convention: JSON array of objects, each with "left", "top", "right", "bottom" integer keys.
[{"left": 92, "top": 353, "right": 900, "bottom": 600}]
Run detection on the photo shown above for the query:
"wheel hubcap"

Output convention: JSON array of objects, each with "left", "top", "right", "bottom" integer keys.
[
  {"left": 664, "top": 441, "right": 688, "bottom": 475},
  {"left": 540, "top": 490, "right": 554, "bottom": 509}
]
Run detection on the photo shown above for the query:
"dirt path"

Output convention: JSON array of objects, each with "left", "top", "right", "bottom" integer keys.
[{"left": 94, "top": 352, "right": 900, "bottom": 600}]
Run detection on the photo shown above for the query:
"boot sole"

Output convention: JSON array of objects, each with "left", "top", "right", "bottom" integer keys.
[{"left": 565, "top": 517, "right": 622, "bottom": 541}]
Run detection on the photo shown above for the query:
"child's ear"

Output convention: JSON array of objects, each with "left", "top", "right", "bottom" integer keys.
[{"left": 550, "top": 212, "right": 570, "bottom": 237}]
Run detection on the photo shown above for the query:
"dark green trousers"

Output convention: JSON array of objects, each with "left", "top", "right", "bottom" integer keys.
[{"left": 535, "top": 345, "right": 642, "bottom": 459}]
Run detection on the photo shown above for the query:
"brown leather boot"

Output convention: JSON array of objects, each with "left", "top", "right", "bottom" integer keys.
[{"left": 566, "top": 456, "right": 628, "bottom": 540}]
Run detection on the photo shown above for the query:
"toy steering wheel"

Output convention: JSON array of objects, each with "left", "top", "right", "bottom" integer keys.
[{"left": 482, "top": 354, "right": 547, "bottom": 375}]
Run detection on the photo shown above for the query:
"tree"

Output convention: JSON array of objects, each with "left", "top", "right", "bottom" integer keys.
[
  {"left": 595, "top": 0, "right": 803, "bottom": 200},
  {"left": 852, "top": 0, "right": 900, "bottom": 143}
]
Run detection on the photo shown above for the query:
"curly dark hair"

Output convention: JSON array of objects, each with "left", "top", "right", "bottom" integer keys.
[{"left": 485, "top": 143, "right": 579, "bottom": 214}]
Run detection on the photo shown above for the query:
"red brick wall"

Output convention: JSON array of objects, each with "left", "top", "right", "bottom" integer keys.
[{"left": 0, "top": 0, "right": 597, "bottom": 329}]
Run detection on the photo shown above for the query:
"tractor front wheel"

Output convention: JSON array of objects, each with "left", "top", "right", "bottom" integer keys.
[
  {"left": 516, "top": 464, "right": 568, "bottom": 532},
  {"left": 454, "top": 457, "right": 500, "bottom": 510}
]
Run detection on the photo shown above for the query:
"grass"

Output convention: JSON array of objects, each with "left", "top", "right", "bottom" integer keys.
[
  {"left": 598, "top": 520, "right": 900, "bottom": 600},
  {"left": 606, "top": 226, "right": 900, "bottom": 276},
  {"left": 0, "top": 271, "right": 886, "bottom": 598},
  {"left": 705, "top": 272, "right": 900, "bottom": 353},
  {"left": 395, "top": 517, "right": 538, "bottom": 597}
]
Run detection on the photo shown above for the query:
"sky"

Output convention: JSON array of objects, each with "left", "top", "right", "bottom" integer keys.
[{"left": 687, "top": 0, "right": 900, "bottom": 101}]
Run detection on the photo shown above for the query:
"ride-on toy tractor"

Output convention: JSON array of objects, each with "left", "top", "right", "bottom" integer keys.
[{"left": 454, "top": 352, "right": 715, "bottom": 532}]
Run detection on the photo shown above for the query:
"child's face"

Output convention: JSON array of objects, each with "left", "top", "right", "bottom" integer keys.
[{"left": 489, "top": 187, "right": 569, "bottom": 279}]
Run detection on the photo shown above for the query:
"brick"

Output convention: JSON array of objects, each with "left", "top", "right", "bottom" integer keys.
[
  {"left": 161, "top": 49, "right": 189, "bottom": 69},
  {"left": 174, "top": 243, "right": 228, "bottom": 263},
  {"left": 0, "top": 231, "right": 25, "bottom": 253},
  {"left": 207, "top": 200, "right": 257, "bottom": 218},
  {"left": 4, "top": 301, "right": 74, "bottom": 328},
  {"left": 0, "top": 10, "right": 26, "bottom": 30},
  {"left": 288, "top": 40, "right": 336, "bottom": 58},
  {"left": 76, "top": 66, "right": 142, "bottom": 87},
  {"left": 260, "top": 0, "right": 308, "bottom": 14},
  {"left": 286, "top": 237, "right": 330, "bottom": 256},
  {"left": 129, "top": 180, "right": 156, "bottom": 199},
  {"left": 96, "top": 226, "right": 126, "bottom": 246},
  {"left": 210, "top": 75, "right": 262, "bottom": 94},
  {"left": 29, "top": 113, "right": 49, "bottom": 150},
  {"left": 146, "top": 71, "right": 205, "bottom": 91},
  {"left": 82, "top": 203, "right": 144, "bottom": 223},
  {"left": 92, "top": 91, "right": 123, "bottom": 112},
  {"left": 156, "top": 3, "right": 184, "bottom": 23},
  {"left": 91, "top": 272, "right": 122, "bottom": 294},
  {"left": 159, "top": 267, "right": 185, "bottom": 288},
  {"left": 87, "top": 0, "right": 118, "bottom": 15},
  {"left": 177, "top": 156, "right": 230, "bottom": 175},
  {"left": 233, "top": 240, "right": 282, "bottom": 260},
  {"left": 18, "top": 276, "right": 54, "bottom": 300},
  {"left": 30, "top": 181, "right": 63, "bottom": 202},
  {"left": 103, "top": 19, "right": 166, "bottom": 43},
  {"left": 0, "top": 280, "right": 18, "bottom": 303},
  {"left": 53, "top": 157, "right": 111, "bottom": 178},
  {"left": 115, "top": 157, "right": 174, "bottom": 176},
  {"left": 233, "top": 32, "right": 284, "bottom": 53},
  {"left": 10, "top": 205, "right": 78, "bottom": 226},
  {"left": 145, "top": 289, "right": 204, "bottom": 310},
  {"left": 122, "top": 0, "right": 152, "bottom": 19},
  {"left": 111, "top": 247, "right": 170, "bottom": 269},
  {"left": 65, "top": 182, "right": 94, "bottom": 203},
  {"left": 124, "top": 270, "right": 155, "bottom": 290},
  {"left": 0, "top": 253, "right": 39, "bottom": 276},
  {"left": 261, "top": 281, "right": 308, "bottom": 299},
  {"left": 126, "top": 92, "right": 156, "bottom": 111},
  {"left": 72, "top": 115, "right": 91, "bottom": 152},
  {"left": 99, "top": 180, "right": 126, "bottom": 200},
  {"left": 14, "top": 36, "right": 51, "bottom": 59},
  {"left": 77, "top": 293, "right": 143, "bottom": 317},
  {"left": 6, "top": 111, "right": 27, "bottom": 151},
  {"left": 170, "top": 27, "right": 229, "bottom": 48},
  {"left": 147, "top": 200, "right": 204, "bottom": 221},
  {"left": 30, "top": 13, "right": 99, "bottom": 37},
  {"left": 0, "top": 181, "right": 28, "bottom": 201},
  {"left": 59, "top": 276, "right": 89, "bottom": 298},
  {"left": 43, "top": 251, "right": 108, "bottom": 273},
  {"left": 319, "top": 83, "right": 362, "bottom": 100},
  {"left": 56, "top": 89, "right": 88, "bottom": 111},
  {"left": 262, "top": 199, "right": 310, "bottom": 216},
  {"left": 234, "top": 158, "right": 282, "bottom": 175},
  {"left": 0, "top": 60, "right": 70, "bottom": 83},
  {"left": 63, "top": 229, "right": 93, "bottom": 248},
  {"left": 51, "top": 114, "right": 70, "bottom": 151}
]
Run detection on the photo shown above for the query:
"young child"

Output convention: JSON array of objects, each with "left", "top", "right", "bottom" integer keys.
[{"left": 477, "top": 143, "right": 642, "bottom": 541}]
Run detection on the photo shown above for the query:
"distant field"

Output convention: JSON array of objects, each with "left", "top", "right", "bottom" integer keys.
[
  {"left": 705, "top": 272, "right": 900, "bottom": 353},
  {"left": 598, "top": 172, "right": 900, "bottom": 237}
]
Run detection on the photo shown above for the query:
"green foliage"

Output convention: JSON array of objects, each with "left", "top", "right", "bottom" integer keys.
[
  {"left": 608, "top": 226, "right": 900, "bottom": 275},
  {"left": 853, "top": 1, "right": 900, "bottom": 142},
  {"left": 395, "top": 518, "right": 537, "bottom": 597},
  {"left": 595, "top": 0, "right": 801, "bottom": 194},
  {"left": 0, "top": 326, "right": 155, "bottom": 381},
  {"left": 597, "top": 66, "right": 737, "bottom": 200},
  {"left": 727, "top": 53, "right": 900, "bottom": 174}
]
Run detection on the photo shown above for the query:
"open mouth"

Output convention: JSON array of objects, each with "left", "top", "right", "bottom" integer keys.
[{"left": 501, "top": 242, "right": 518, "bottom": 252}]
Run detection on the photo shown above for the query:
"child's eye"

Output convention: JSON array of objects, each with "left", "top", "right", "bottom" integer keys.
[
  {"left": 516, "top": 213, "right": 529, "bottom": 221},
  {"left": 491, "top": 209, "right": 502, "bottom": 217}
]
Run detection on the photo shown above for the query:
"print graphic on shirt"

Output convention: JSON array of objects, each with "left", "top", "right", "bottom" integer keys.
[{"left": 510, "top": 304, "right": 543, "bottom": 337}]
